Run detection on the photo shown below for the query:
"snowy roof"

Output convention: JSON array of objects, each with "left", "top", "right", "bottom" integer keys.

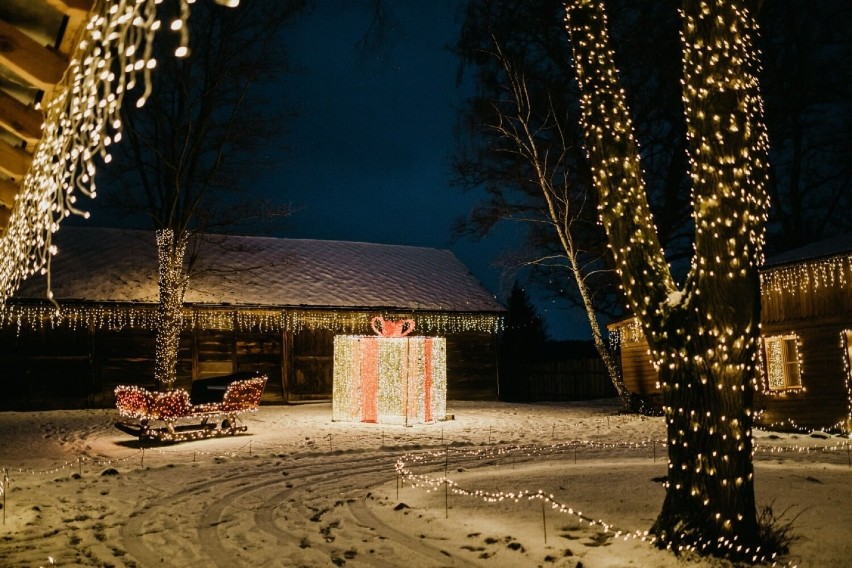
[
  {"left": 12, "top": 227, "right": 504, "bottom": 313},
  {"left": 763, "top": 233, "right": 852, "bottom": 269}
]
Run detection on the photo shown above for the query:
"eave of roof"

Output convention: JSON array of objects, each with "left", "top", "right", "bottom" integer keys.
[{"left": 763, "top": 233, "right": 852, "bottom": 270}]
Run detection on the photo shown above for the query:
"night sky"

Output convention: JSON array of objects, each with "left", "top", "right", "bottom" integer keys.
[{"left": 261, "top": 1, "right": 580, "bottom": 339}]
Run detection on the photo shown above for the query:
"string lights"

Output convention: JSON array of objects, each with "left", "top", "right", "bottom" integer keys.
[
  {"left": 155, "top": 229, "right": 189, "bottom": 387},
  {"left": 761, "top": 334, "right": 803, "bottom": 392},
  {"left": 565, "top": 0, "right": 771, "bottom": 557},
  {"left": 0, "top": 0, "right": 238, "bottom": 304},
  {"left": 332, "top": 333, "right": 447, "bottom": 426},
  {"left": 761, "top": 255, "right": 851, "bottom": 295},
  {"left": 0, "top": 303, "right": 502, "bottom": 335},
  {"left": 395, "top": 443, "right": 795, "bottom": 565},
  {"left": 114, "top": 375, "right": 266, "bottom": 442}
]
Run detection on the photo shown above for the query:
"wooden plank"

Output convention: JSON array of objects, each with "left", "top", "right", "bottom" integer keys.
[
  {"left": 0, "top": 144, "right": 29, "bottom": 179},
  {"left": 0, "top": 177, "right": 18, "bottom": 207},
  {"left": 0, "top": 140, "right": 31, "bottom": 178},
  {"left": 0, "top": 19, "right": 68, "bottom": 91},
  {"left": 45, "top": 0, "right": 94, "bottom": 15},
  {"left": 0, "top": 90, "right": 42, "bottom": 143}
]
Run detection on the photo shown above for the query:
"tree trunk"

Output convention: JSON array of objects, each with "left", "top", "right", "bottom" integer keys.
[
  {"left": 649, "top": 298, "right": 760, "bottom": 554},
  {"left": 155, "top": 229, "right": 189, "bottom": 390},
  {"left": 565, "top": 0, "right": 769, "bottom": 559}
]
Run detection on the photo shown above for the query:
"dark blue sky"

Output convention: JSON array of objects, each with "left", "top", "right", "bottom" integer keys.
[{"left": 261, "top": 1, "right": 584, "bottom": 339}]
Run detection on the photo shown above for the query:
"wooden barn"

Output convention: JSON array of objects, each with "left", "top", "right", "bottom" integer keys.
[
  {"left": 0, "top": 226, "right": 504, "bottom": 409},
  {"left": 608, "top": 234, "right": 852, "bottom": 431}
]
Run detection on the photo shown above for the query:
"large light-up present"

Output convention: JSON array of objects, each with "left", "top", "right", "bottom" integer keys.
[{"left": 332, "top": 318, "right": 446, "bottom": 425}]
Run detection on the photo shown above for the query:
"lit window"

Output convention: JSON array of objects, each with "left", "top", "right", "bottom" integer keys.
[{"left": 763, "top": 335, "right": 802, "bottom": 391}]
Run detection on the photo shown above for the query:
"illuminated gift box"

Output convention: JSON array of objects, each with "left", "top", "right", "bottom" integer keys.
[{"left": 332, "top": 324, "right": 446, "bottom": 426}]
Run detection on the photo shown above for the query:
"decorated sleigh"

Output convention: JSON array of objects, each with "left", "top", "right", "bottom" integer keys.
[{"left": 114, "top": 372, "right": 267, "bottom": 442}]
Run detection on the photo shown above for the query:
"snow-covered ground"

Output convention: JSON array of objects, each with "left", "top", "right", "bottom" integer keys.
[{"left": 0, "top": 400, "right": 849, "bottom": 567}]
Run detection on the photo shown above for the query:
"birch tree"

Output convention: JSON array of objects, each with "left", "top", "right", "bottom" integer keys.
[
  {"left": 488, "top": 43, "right": 632, "bottom": 407},
  {"left": 565, "top": 0, "right": 772, "bottom": 559}
]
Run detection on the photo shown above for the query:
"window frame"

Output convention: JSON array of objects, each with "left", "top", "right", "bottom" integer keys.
[{"left": 762, "top": 334, "right": 803, "bottom": 392}]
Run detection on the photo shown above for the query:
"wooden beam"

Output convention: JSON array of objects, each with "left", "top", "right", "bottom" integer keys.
[
  {"left": 45, "top": 0, "right": 95, "bottom": 17},
  {"left": 0, "top": 90, "right": 42, "bottom": 144},
  {"left": 0, "top": 206, "right": 10, "bottom": 230},
  {"left": 0, "top": 177, "right": 18, "bottom": 207},
  {"left": 0, "top": 19, "right": 67, "bottom": 92},
  {"left": 49, "top": 0, "right": 95, "bottom": 58},
  {"left": 0, "top": 141, "right": 31, "bottom": 178}
]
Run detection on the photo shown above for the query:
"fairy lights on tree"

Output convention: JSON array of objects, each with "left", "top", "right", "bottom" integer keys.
[
  {"left": 155, "top": 229, "right": 189, "bottom": 389},
  {"left": 0, "top": 0, "right": 240, "bottom": 304},
  {"left": 565, "top": 0, "right": 771, "bottom": 560}
]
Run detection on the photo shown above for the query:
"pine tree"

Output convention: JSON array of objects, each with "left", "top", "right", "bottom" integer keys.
[{"left": 499, "top": 282, "right": 548, "bottom": 400}]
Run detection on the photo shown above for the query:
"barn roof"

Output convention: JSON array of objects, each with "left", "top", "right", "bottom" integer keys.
[
  {"left": 12, "top": 226, "right": 504, "bottom": 314},
  {"left": 763, "top": 233, "right": 852, "bottom": 270}
]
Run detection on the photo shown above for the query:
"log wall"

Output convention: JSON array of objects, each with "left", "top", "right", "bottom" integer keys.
[
  {"left": 0, "top": 324, "right": 498, "bottom": 408},
  {"left": 756, "top": 318, "right": 851, "bottom": 431}
]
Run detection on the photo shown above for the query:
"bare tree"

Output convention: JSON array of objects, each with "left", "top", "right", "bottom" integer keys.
[
  {"left": 487, "top": 42, "right": 632, "bottom": 407},
  {"left": 454, "top": 0, "right": 691, "bottom": 333},
  {"left": 565, "top": 0, "right": 773, "bottom": 559},
  {"left": 101, "top": 0, "right": 306, "bottom": 388}
]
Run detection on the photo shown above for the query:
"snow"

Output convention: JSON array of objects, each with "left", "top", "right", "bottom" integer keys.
[
  {"left": 14, "top": 226, "right": 504, "bottom": 313},
  {"left": 1, "top": 400, "right": 850, "bottom": 567},
  {"left": 665, "top": 290, "right": 684, "bottom": 308}
]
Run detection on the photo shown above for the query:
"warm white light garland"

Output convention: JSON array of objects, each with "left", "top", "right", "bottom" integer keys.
[
  {"left": 332, "top": 335, "right": 447, "bottom": 426},
  {"left": 761, "top": 255, "right": 852, "bottom": 295},
  {"left": 396, "top": 443, "right": 802, "bottom": 565},
  {"left": 0, "top": 303, "right": 502, "bottom": 335},
  {"left": 0, "top": 0, "right": 238, "bottom": 304}
]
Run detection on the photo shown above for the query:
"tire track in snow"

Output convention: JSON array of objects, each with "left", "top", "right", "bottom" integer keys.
[{"left": 120, "top": 451, "right": 466, "bottom": 567}]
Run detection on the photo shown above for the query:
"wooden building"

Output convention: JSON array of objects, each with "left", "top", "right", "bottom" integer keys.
[
  {"left": 0, "top": 227, "right": 504, "bottom": 409},
  {"left": 608, "top": 234, "right": 852, "bottom": 431}
]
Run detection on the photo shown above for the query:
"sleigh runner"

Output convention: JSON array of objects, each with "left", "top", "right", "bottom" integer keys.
[{"left": 114, "top": 372, "right": 267, "bottom": 442}]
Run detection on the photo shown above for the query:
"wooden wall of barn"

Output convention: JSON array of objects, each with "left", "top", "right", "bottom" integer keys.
[
  {"left": 446, "top": 331, "right": 498, "bottom": 400},
  {"left": 0, "top": 326, "right": 95, "bottom": 409},
  {"left": 754, "top": 317, "right": 850, "bottom": 430},
  {"left": 757, "top": 268, "right": 852, "bottom": 430},
  {"left": 0, "top": 324, "right": 498, "bottom": 409},
  {"left": 607, "top": 320, "right": 661, "bottom": 409}
]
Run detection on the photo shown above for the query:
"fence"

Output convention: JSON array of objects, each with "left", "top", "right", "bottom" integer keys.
[{"left": 501, "top": 357, "right": 616, "bottom": 402}]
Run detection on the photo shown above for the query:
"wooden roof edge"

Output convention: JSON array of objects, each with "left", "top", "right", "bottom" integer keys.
[
  {"left": 1, "top": 299, "right": 506, "bottom": 316},
  {"left": 0, "top": 19, "right": 67, "bottom": 92}
]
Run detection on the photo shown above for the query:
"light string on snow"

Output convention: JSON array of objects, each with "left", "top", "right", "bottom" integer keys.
[
  {"left": 0, "top": 0, "right": 239, "bottom": 304},
  {"left": 0, "top": 303, "right": 503, "bottom": 335},
  {"left": 396, "top": 444, "right": 809, "bottom": 566}
]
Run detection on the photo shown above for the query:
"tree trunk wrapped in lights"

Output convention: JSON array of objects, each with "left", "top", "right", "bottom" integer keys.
[
  {"left": 155, "top": 229, "right": 189, "bottom": 390},
  {"left": 565, "top": 0, "right": 769, "bottom": 560}
]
